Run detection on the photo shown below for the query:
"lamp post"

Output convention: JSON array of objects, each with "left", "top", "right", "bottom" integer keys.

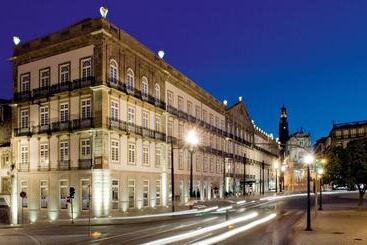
[
  {"left": 185, "top": 130, "right": 199, "bottom": 198},
  {"left": 317, "top": 167, "right": 324, "bottom": 210},
  {"left": 273, "top": 160, "right": 279, "bottom": 193},
  {"left": 304, "top": 154, "right": 314, "bottom": 231},
  {"left": 281, "top": 164, "right": 286, "bottom": 192}
]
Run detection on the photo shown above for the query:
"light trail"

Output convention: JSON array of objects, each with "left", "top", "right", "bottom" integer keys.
[
  {"left": 143, "top": 211, "right": 258, "bottom": 245},
  {"left": 192, "top": 213, "right": 277, "bottom": 245}
]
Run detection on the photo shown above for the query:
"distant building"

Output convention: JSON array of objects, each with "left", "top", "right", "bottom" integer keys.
[{"left": 278, "top": 106, "right": 289, "bottom": 157}]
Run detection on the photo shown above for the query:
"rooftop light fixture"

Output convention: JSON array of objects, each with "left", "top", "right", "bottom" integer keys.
[{"left": 99, "top": 6, "right": 109, "bottom": 18}]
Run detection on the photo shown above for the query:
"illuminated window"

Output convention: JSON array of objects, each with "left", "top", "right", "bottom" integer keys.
[
  {"left": 80, "top": 139, "right": 91, "bottom": 159},
  {"left": 128, "top": 143, "right": 136, "bottom": 165},
  {"left": 20, "top": 109, "right": 29, "bottom": 128},
  {"left": 141, "top": 76, "right": 148, "bottom": 98},
  {"left": 154, "top": 84, "right": 160, "bottom": 101},
  {"left": 127, "top": 106, "right": 135, "bottom": 124},
  {"left": 155, "top": 116, "right": 161, "bottom": 132},
  {"left": 60, "top": 180, "right": 68, "bottom": 209},
  {"left": 167, "top": 91, "right": 174, "bottom": 106},
  {"left": 81, "top": 57, "right": 92, "bottom": 79},
  {"left": 60, "top": 103, "right": 69, "bottom": 122},
  {"left": 59, "top": 63, "right": 70, "bottom": 83},
  {"left": 143, "top": 145, "right": 149, "bottom": 166},
  {"left": 109, "top": 59, "right": 118, "bottom": 83},
  {"left": 178, "top": 96, "right": 184, "bottom": 111},
  {"left": 142, "top": 111, "right": 149, "bottom": 128},
  {"left": 128, "top": 179, "right": 135, "bottom": 208},
  {"left": 110, "top": 100, "right": 119, "bottom": 121},
  {"left": 39, "top": 143, "right": 49, "bottom": 166},
  {"left": 59, "top": 141, "right": 69, "bottom": 161},
  {"left": 126, "top": 69, "right": 135, "bottom": 91},
  {"left": 155, "top": 146, "right": 161, "bottom": 168},
  {"left": 111, "top": 140, "right": 119, "bottom": 162},
  {"left": 20, "top": 145, "right": 28, "bottom": 164},
  {"left": 40, "top": 68, "right": 50, "bottom": 88},
  {"left": 156, "top": 180, "right": 161, "bottom": 206},
  {"left": 40, "top": 106, "right": 49, "bottom": 126},
  {"left": 112, "top": 180, "right": 119, "bottom": 210},
  {"left": 81, "top": 98, "right": 91, "bottom": 119},
  {"left": 81, "top": 179, "right": 90, "bottom": 210},
  {"left": 40, "top": 180, "right": 48, "bottom": 209},
  {"left": 20, "top": 73, "right": 30, "bottom": 92},
  {"left": 143, "top": 180, "right": 149, "bottom": 207}
]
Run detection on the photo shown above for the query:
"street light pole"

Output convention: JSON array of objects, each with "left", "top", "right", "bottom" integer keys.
[
  {"left": 189, "top": 148, "right": 194, "bottom": 198},
  {"left": 275, "top": 169, "right": 278, "bottom": 193},
  {"left": 171, "top": 141, "right": 175, "bottom": 212},
  {"left": 319, "top": 177, "right": 323, "bottom": 210},
  {"left": 306, "top": 163, "right": 311, "bottom": 231},
  {"left": 243, "top": 154, "right": 246, "bottom": 196}
]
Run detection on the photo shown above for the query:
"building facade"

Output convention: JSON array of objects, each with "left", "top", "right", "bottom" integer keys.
[{"left": 7, "top": 17, "right": 278, "bottom": 224}]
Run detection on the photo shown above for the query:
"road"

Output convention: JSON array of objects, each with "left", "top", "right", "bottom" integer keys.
[{"left": 0, "top": 192, "right": 359, "bottom": 245}]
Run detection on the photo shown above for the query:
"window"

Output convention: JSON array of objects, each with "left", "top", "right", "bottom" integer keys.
[
  {"left": 20, "top": 181, "right": 28, "bottom": 208},
  {"left": 215, "top": 117, "right": 219, "bottom": 128},
  {"left": 141, "top": 76, "right": 148, "bottom": 98},
  {"left": 195, "top": 106, "right": 201, "bottom": 120},
  {"left": 20, "top": 74, "right": 30, "bottom": 92},
  {"left": 20, "top": 145, "right": 28, "bottom": 164},
  {"left": 210, "top": 158, "right": 214, "bottom": 173},
  {"left": 187, "top": 101, "right": 192, "bottom": 115},
  {"left": 109, "top": 59, "right": 118, "bottom": 83},
  {"left": 81, "top": 98, "right": 91, "bottom": 119},
  {"left": 80, "top": 139, "right": 91, "bottom": 159},
  {"left": 112, "top": 180, "right": 119, "bottom": 210},
  {"left": 59, "top": 63, "right": 70, "bottom": 83},
  {"left": 203, "top": 155, "right": 208, "bottom": 172},
  {"left": 202, "top": 110, "right": 208, "bottom": 122},
  {"left": 40, "top": 180, "right": 48, "bottom": 209},
  {"left": 128, "top": 143, "right": 136, "bottom": 165},
  {"left": 143, "top": 145, "right": 149, "bottom": 166},
  {"left": 178, "top": 96, "right": 184, "bottom": 111},
  {"left": 156, "top": 180, "right": 161, "bottom": 206},
  {"left": 196, "top": 154, "right": 201, "bottom": 171},
  {"left": 81, "top": 179, "right": 90, "bottom": 210},
  {"left": 143, "top": 180, "right": 149, "bottom": 207},
  {"left": 81, "top": 57, "right": 92, "bottom": 79},
  {"left": 155, "top": 116, "right": 161, "bottom": 132},
  {"left": 111, "top": 140, "right": 119, "bottom": 162},
  {"left": 126, "top": 69, "right": 135, "bottom": 91},
  {"left": 210, "top": 114, "right": 214, "bottom": 126},
  {"left": 178, "top": 151, "right": 184, "bottom": 170},
  {"left": 20, "top": 109, "right": 29, "bottom": 128},
  {"left": 59, "top": 141, "right": 69, "bottom": 161},
  {"left": 40, "top": 68, "right": 50, "bottom": 88},
  {"left": 168, "top": 119, "right": 173, "bottom": 137},
  {"left": 155, "top": 146, "right": 161, "bottom": 167},
  {"left": 154, "top": 84, "right": 160, "bottom": 101},
  {"left": 110, "top": 100, "right": 119, "bottom": 121},
  {"left": 167, "top": 91, "right": 174, "bottom": 106},
  {"left": 40, "top": 106, "right": 49, "bottom": 126},
  {"left": 216, "top": 159, "right": 221, "bottom": 174},
  {"left": 60, "top": 180, "right": 68, "bottom": 209},
  {"left": 128, "top": 179, "right": 135, "bottom": 208},
  {"left": 142, "top": 111, "right": 149, "bottom": 128},
  {"left": 60, "top": 103, "right": 69, "bottom": 122},
  {"left": 128, "top": 106, "right": 135, "bottom": 124},
  {"left": 39, "top": 143, "right": 49, "bottom": 165}
]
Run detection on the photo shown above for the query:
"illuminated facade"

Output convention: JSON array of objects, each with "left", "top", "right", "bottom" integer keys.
[{"left": 7, "top": 18, "right": 278, "bottom": 223}]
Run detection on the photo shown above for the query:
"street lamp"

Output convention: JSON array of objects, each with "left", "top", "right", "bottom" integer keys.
[
  {"left": 304, "top": 154, "right": 314, "bottom": 231},
  {"left": 185, "top": 129, "right": 199, "bottom": 198},
  {"left": 317, "top": 167, "right": 324, "bottom": 211},
  {"left": 273, "top": 160, "right": 280, "bottom": 193}
]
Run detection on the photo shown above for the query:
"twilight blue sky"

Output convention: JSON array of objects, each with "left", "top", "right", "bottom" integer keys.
[{"left": 1, "top": 0, "right": 367, "bottom": 142}]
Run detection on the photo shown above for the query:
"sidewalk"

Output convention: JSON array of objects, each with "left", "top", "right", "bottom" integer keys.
[{"left": 291, "top": 207, "right": 367, "bottom": 244}]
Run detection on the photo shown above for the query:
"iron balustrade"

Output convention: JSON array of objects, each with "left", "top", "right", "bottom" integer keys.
[
  {"left": 58, "top": 160, "right": 71, "bottom": 170},
  {"left": 78, "top": 159, "right": 92, "bottom": 170},
  {"left": 18, "top": 162, "right": 30, "bottom": 172}
]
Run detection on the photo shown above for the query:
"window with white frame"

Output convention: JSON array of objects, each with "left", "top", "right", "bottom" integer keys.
[
  {"left": 167, "top": 91, "right": 174, "bottom": 106},
  {"left": 111, "top": 140, "right": 119, "bottom": 162},
  {"left": 80, "top": 139, "right": 91, "bottom": 159},
  {"left": 210, "top": 114, "right": 214, "bottom": 126},
  {"left": 196, "top": 154, "right": 201, "bottom": 171},
  {"left": 110, "top": 100, "right": 119, "bottom": 121},
  {"left": 128, "top": 143, "right": 136, "bottom": 165},
  {"left": 20, "top": 180, "right": 28, "bottom": 208},
  {"left": 112, "top": 180, "right": 119, "bottom": 209},
  {"left": 60, "top": 180, "right": 68, "bottom": 209},
  {"left": 59, "top": 141, "right": 69, "bottom": 161},
  {"left": 202, "top": 110, "right": 207, "bottom": 122},
  {"left": 81, "top": 98, "right": 91, "bottom": 119},
  {"left": 60, "top": 103, "right": 69, "bottom": 122},
  {"left": 127, "top": 106, "right": 135, "bottom": 124},
  {"left": 126, "top": 69, "right": 134, "bottom": 91},
  {"left": 156, "top": 180, "right": 161, "bottom": 206},
  {"left": 178, "top": 151, "right": 184, "bottom": 170},
  {"left": 20, "top": 145, "right": 28, "bottom": 164},
  {"left": 168, "top": 119, "right": 173, "bottom": 137},
  {"left": 155, "top": 146, "right": 161, "bottom": 167},
  {"left": 187, "top": 101, "right": 192, "bottom": 115},
  {"left": 81, "top": 179, "right": 90, "bottom": 210},
  {"left": 154, "top": 84, "right": 160, "bottom": 101},
  {"left": 195, "top": 106, "right": 201, "bottom": 120},
  {"left": 155, "top": 116, "right": 161, "bottom": 132},
  {"left": 40, "top": 106, "right": 49, "bottom": 126},
  {"left": 178, "top": 96, "right": 184, "bottom": 111},
  {"left": 81, "top": 57, "right": 92, "bottom": 79},
  {"left": 20, "top": 109, "right": 29, "bottom": 128},
  {"left": 40, "top": 180, "right": 48, "bottom": 208},
  {"left": 142, "top": 111, "right": 149, "bottom": 128},
  {"left": 39, "top": 143, "right": 49, "bottom": 165},
  {"left": 143, "top": 145, "right": 149, "bottom": 166},
  {"left": 178, "top": 123, "right": 183, "bottom": 139},
  {"left": 59, "top": 63, "right": 70, "bottom": 83},
  {"left": 141, "top": 77, "right": 148, "bottom": 98},
  {"left": 128, "top": 179, "right": 135, "bottom": 208},
  {"left": 109, "top": 59, "right": 118, "bottom": 83},
  {"left": 143, "top": 180, "right": 149, "bottom": 207},
  {"left": 40, "top": 68, "right": 50, "bottom": 88},
  {"left": 20, "top": 74, "right": 30, "bottom": 92}
]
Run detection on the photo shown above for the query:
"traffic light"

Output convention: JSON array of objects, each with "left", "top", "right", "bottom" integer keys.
[{"left": 69, "top": 187, "right": 75, "bottom": 199}]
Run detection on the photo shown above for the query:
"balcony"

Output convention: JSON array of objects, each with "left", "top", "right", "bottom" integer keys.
[
  {"left": 19, "top": 162, "right": 30, "bottom": 172},
  {"left": 58, "top": 160, "right": 71, "bottom": 170},
  {"left": 33, "top": 86, "right": 50, "bottom": 99},
  {"left": 79, "top": 159, "right": 92, "bottom": 170},
  {"left": 72, "top": 117, "right": 94, "bottom": 129},
  {"left": 14, "top": 90, "right": 31, "bottom": 101},
  {"left": 38, "top": 164, "right": 50, "bottom": 171},
  {"left": 14, "top": 127, "right": 31, "bottom": 136}
]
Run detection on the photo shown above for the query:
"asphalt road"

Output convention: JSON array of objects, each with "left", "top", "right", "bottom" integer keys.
[{"left": 0, "top": 192, "right": 359, "bottom": 245}]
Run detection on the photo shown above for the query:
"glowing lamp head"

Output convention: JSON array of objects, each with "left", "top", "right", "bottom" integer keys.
[
  {"left": 185, "top": 130, "right": 199, "bottom": 147},
  {"left": 273, "top": 160, "right": 280, "bottom": 169},
  {"left": 223, "top": 100, "right": 228, "bottom": 106},
  {"left": 239, "top": 96, "right": 242, "bottom": 102},
  {"left": 304, "top": 154, "right": 314, "bottom": 165},
  {"left": 99, "top": 6, "right": 109, "bottom": 18},
  {"left": 281, "top": 165, "right": 286, "bottom": 172},
  {"left": 13, "top": 36, "right": 20, "bottom": 45},
  {"left": 158, "top": 50, "right": 165, "bottom": 59}
]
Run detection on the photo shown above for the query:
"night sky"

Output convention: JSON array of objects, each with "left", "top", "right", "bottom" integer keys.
[{"left": 1, "top": 0, "right": 367, "bottom": 142}]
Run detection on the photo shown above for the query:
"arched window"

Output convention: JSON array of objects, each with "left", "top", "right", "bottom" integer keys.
[
  {"left": 109, "top": 59, "right": 119, "bottom": 84},
  {"left": 154, "top": 83, "right": 160, "bottom": 101},
  {"left": 141, "top": 76, "right": 148, "bottom": 98},
  {"left": 126, "top": 68, "right": 135, "bottom": 92}
]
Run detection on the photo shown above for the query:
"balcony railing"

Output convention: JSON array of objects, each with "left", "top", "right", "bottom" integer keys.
[
  {"left": 19, "top": 162, "right": 30, "bottom": 172},
  {"left": 79, "top": 159, "right": 92, "bottom": 170},
  {"left": 58, "top": 160, "right": 71, "bottom": 170},
  {"left": 14, "top": 76, "right": 95, "bottom": 101},
  {"left": 14, "top": 127, "right": 31, "bottom": 136}
]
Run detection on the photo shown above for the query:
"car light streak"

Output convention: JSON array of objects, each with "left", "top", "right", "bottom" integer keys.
[
  {"left": 216, "top": 206, "right": 233, "bottom": 212},
  {"left": 236, "top": 200, "right": 247, "bottom": 205},
  {"left": 143, "top": 211, "right": 258, "bottom": 245},
  {"left": 193, "top": 213, "right": 277, "bottom": 245}
]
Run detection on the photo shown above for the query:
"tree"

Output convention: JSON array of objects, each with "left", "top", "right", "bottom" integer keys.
[{"left": 324, "top": 138, "right": 367, "bottom": 206}]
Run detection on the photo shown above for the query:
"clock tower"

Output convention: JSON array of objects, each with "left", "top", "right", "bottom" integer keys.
[{"left": 278, "top": 105, "right": 289, "bottom": 152}]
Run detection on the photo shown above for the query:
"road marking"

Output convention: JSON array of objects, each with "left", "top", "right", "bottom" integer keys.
[{"left": 22, "top": 232, "right": 42, "bottom": 245}]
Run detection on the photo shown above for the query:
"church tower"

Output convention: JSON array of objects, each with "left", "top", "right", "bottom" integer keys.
[{"left": 278, "top": 105, "right": 289, "bottom": 149}]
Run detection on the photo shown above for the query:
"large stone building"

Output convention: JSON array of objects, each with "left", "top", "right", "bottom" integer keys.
[{"left": 6, "top": 17, "right": 278, "bottom": 224}]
